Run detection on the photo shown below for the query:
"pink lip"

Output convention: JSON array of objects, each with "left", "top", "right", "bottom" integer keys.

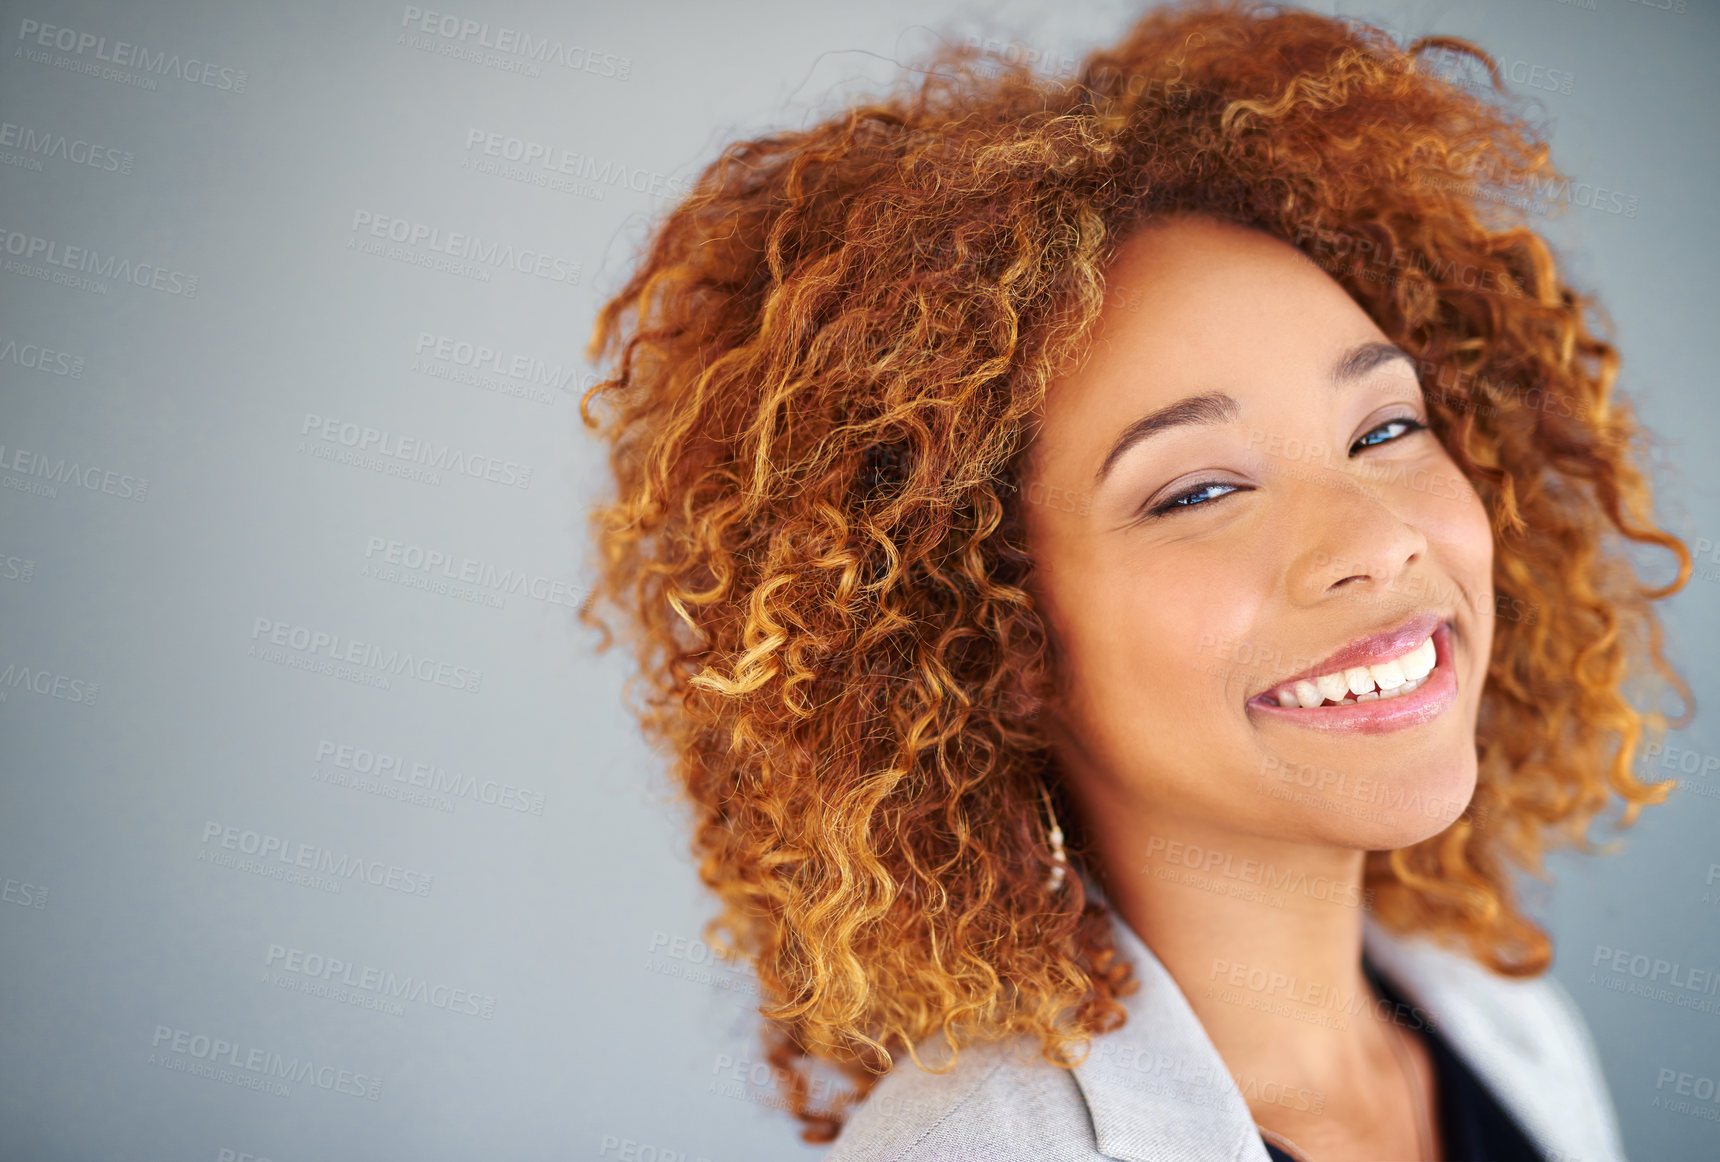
[
  {"left": 1245, "top": 622, "right": 1458, "bottom": 735},
  {"left": 1246, "top": 610, "right": 1446, "bottom": 702}
]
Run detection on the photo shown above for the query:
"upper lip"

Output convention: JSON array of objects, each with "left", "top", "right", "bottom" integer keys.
[{"left": 1248, "top": 610, "right": 1448, "bottom": 702}]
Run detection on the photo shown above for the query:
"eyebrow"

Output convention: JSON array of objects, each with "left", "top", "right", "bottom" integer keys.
[{"left": 1091, "top": 340, "right": 1417, "bottom": 486}]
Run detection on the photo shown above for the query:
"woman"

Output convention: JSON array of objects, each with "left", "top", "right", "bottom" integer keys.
[{"left": 577, "top": 2, "right": 1691, "bottom": 1158}]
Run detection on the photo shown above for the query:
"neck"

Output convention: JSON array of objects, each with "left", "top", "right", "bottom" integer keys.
[{"left": 1078, "top": 803, "right": 1401, "bottom": 1101}]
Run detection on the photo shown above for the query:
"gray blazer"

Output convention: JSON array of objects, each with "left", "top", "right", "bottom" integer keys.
[{"left": 825, "top": 896, "right": 1627, "bottom": 1161}]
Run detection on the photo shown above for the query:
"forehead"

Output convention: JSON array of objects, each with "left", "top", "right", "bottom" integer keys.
[
  {"left": 1098, "top": 215, "right": 1381, "bottom": 371},
  {"left": 1030, "top": 216, "right": 1397, "bottom": 446}
]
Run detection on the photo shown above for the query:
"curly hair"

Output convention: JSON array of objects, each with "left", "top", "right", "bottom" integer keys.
[{"left": 576, "top": 0, "right": 1692, "bottom": 1142}]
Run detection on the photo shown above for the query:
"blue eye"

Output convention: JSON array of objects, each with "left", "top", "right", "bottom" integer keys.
[
  {"left": 1139, "top": 416, "right": 1429, "bottom": 521},
  {"left": 1146, "top": 481, "right": 1242, "bottom": 517},
  {"left": 1351, "top": 416, "right": 1427, "bottom": 451}
]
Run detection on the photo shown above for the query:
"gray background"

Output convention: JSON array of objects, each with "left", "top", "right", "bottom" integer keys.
[{"left": 0, "top": 0, "right": 1715, "bottom": 1159}]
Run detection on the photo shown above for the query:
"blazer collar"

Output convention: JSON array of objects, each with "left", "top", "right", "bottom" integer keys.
[
  {"left": 1357, "top": 917, "right": 1622, "bottom": 1162},
  {"left": 1069, "top": 899, "right": 1274, "bottom": 1162},
  {"left": 1069, "top": 878, "right": 1608, "bottom": 1162}
]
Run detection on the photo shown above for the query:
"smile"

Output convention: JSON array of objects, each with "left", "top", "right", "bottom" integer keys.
[
  {"left": 1245, "top": 621, "right": 1459, "bottom": 735},
  {"left": 1265, "top": 633, "right": 1436, "bottom": 708}
]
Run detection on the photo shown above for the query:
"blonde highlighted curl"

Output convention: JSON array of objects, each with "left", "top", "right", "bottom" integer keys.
[{"left": 577, "top": 0, "right": 1692, "bottom": 1142}]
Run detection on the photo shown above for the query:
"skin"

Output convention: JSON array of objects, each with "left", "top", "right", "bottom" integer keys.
[{"left": 1019, "top": 213, "right": 1497, "bottom": 1161}]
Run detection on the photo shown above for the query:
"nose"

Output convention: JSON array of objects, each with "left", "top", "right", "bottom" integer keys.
[{"left": 1280, "top": 470, "right": 1429, "bottom": 607}]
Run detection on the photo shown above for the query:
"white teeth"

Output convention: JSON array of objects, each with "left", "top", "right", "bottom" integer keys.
[
  {"left": 1398, "top": 637, "right": 1436, "bottom": 682},
  {"left": 1315, "top": 672, "right": 1350, "bottom": 703},
  {"left": 1369, "top": 673, "right": 1426, "bottom": 702},
  {"left": 1265, "top": 632, "right": 1439, "bottom": 709},
  {"left": 1368, "top": 657, "right": 1406, "bottom": 690}
]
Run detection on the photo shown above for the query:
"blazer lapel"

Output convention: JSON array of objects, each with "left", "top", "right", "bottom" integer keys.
[
  {"left": 1070, "top": 904, "right": 1274, "bottom": 1162},
  {"left": 1361, "top": 920, "right": 1628, "bottom": 1162},
  {"left": 1070, "top": 881, "right": 1622, "bottom": 1162}
]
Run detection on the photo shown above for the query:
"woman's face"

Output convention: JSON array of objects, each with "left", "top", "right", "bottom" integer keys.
[{"left": 1020, "top": 215, "right": 1495, "bottom": 852}]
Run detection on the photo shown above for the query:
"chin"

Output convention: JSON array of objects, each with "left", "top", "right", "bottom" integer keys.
[{"left": 1274, "top": 749, "right": 1481, "bottom": 852}]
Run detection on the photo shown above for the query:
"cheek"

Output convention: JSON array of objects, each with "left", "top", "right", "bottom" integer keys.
[
  {"left": 1406, "top": 456, "right": 1496, "bottom": 664},
  {"left": 1415, "top": 456, "right": 1493, "bottom": 582},
  {"left": 1066, "top": 549, "right": 1264, "bottom": 726},
  {"left": 1048, "top": 551, "right": 1273, "bottom": 813},
  {"left": 1157, "top": 564, "right": 1268, "bottom": 702}
]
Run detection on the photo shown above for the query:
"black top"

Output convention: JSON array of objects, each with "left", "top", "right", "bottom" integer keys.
[{"left": 1259, "top": 956, "right": 1543, "bottom": 1162}]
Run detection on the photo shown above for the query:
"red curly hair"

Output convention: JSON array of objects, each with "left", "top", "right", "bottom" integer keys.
[{"left": 576, "top": 0, "right": 1692, "bottom": 1142}]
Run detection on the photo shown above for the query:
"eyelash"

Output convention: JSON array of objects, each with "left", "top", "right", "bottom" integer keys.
[{"left": 1142, "top": 416, "right": 1430, "bottom": 518}]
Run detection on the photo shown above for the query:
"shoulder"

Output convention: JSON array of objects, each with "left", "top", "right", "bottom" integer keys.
[
  {"left": 1464, "top": 958, "right": 1627, "bottom": 1153},
  {"left": 823, "top": 1035, "right": 1104, "bottom": 1162},
  {"left": 1365, "top": 922, "right": 1629, "bottom": 1161},
  {"left": 1378, "top": 926, "right": 1604, "bottom": 1078}
]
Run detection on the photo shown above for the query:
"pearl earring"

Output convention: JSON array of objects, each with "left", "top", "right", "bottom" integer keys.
[{"left": 1040, "top": 783, "right": 1068, "bottom": 892}]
